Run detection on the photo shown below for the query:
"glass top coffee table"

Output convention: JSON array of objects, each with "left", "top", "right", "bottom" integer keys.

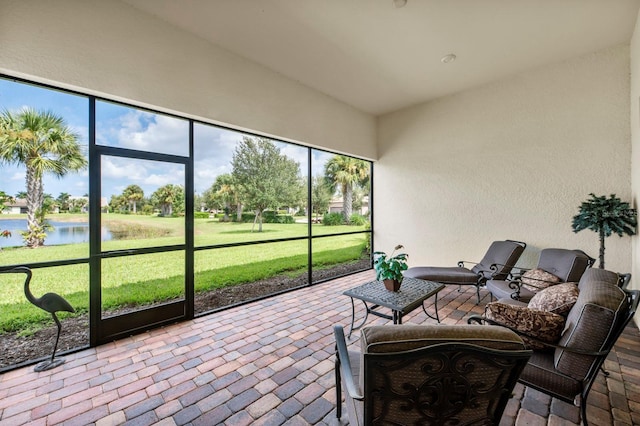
[{"left": 343, "top": 277, "right": 445, "bottom": 337}]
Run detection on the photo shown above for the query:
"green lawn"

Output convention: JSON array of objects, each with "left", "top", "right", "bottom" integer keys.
[{"left": 0, "top": 213, "right": 369, "bottom": 332}]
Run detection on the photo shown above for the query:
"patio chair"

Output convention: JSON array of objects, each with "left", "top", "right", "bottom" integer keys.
[
  {"left": 334, "top": 324, "right": 532, "bottom": 425},
  {"left": 486, "top": 248, "right": 594, "bottom": 302},
  {"left": 469, "top": 268, "right": 639, "bottom": 426},
  {"left": 403, "top": 239, "right": 526, "bottom": 303}
]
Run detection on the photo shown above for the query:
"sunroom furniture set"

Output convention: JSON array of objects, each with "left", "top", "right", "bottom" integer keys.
[{"left": 335, "top": 240, "right": 638, "bottom": 425}]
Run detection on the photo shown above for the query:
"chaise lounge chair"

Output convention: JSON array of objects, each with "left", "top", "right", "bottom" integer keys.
[{"left": 403, "top": 239, "right": 526, "bottom": 303}]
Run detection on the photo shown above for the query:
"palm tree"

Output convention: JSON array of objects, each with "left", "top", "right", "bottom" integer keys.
[
  {"left": 0, "top": 108, "right": 87, "bottom": 247},
  {"left": 324, "top": 155, "right": 369, "bottom": 224},
  {"left": 57, "top": 192, "right": 71, "bottom": 212},
  {"left": 109, "top": 194, "right": 127, "bottom": 213},
  {"left": 152, "top": 184, "right": 184, "bottom": 216},
  {"left": 0, "top": 191, "right": 14, "bottom": 249},
  {"left": 209, "top": 173, "right": 243, "bottom": 221},
  {"left": 0, "top": 190, "right": 13, "bottom": 205},
  {"left": 122, "top": 184, "right": 144, "bottom": 214}
]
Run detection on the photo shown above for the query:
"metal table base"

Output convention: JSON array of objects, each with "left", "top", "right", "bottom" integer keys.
[{"left": 343, "top": 277, "right": 445, "bottom": 337}]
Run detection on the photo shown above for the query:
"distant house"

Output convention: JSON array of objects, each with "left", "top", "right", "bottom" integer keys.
[
  {"left": 2, "top": 198, "right": 28, "bottom": 214},
  {"left": 328, "top": 196, "right": 369, "bottom": 216},
  {"left": 101, "top": 197, "right": 109, "bottom": 213},
  {"left": 1, "top": 197, "right": 108, "bottom": 214},
  {"left": 69, "top": 196, "right": 89, "bottom": 213}
]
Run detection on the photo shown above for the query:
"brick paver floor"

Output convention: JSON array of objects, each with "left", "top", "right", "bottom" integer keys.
[{"left": 1, "top": 270, "right": 639, "bottom": 425}]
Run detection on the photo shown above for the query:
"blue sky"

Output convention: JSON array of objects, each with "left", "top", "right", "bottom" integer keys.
[{"left": 0, "top": 78, "right": 332, "bottom": 202}]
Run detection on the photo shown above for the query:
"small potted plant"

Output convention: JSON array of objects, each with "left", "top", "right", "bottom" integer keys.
[{"left": 373, "top": 244, "right": 409, "bottom": 292}]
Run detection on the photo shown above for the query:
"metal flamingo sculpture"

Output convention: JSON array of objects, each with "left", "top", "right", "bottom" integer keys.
[{"left": 10, "top": 267, "right": 76, "bottom": 371}]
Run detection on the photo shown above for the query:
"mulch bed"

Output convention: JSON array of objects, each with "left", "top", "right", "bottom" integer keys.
[{"left": 0, "top": 260, "right": 369, "bottom": 370}]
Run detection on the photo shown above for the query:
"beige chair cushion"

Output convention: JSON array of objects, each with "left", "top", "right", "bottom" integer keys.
[
  {"left": 360, "top": 324, "right": 525, "bottom": 354},
  {"left": 528, "top": 282, "right": 579, "bottom": 316},
  {"left": 356, "top": 324, "right": 526, "bottom": 424},
  {"left": 521, "top": 268, "right": 561, "bottom": 292},
  {"left": 485, "top": 302, "right": 565, "bottom": 350},
  {"left": 351, "top": 324, "right": 528, "bottom": 425}
]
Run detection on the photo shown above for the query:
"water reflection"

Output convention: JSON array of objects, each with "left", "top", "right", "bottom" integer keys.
[{"left": 0, "top": 219, "right": 112, "bottom": 247}]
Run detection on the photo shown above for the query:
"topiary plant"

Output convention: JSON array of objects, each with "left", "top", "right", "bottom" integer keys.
[{"left": 572, "top": 193, "right": 637, "bottom": 269}]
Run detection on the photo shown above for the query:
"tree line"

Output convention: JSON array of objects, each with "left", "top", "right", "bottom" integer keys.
[
  {"left": 200, "top": 136, "right": 369, "bottom": 231},
  {"left": 108, "top": 184, "right": 185, "bottom": 217},
  {"left": 1, "top": 108, "right": 369, "bottom": 247}
]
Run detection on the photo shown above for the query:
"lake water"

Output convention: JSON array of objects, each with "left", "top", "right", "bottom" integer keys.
[{"left": 0, "top": 219, "right": 112, "bottom": 248}]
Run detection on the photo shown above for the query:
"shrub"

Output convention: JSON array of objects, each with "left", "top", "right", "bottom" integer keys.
[
  {"left": 229, "top": 211, "right": 295, "bottom": 224},
  {"left": 323, "top": 212, "right": 344, "bottom": 226},
  {"left": 365, "top": 222, "right": 371, "bottom": 251},
  {"left": 194, "top": 212, "right": 209, "bottom": 219},
  {"left": 262, "top": 211, "right": 295, "bottom": 224},
  {"left": 349, "top": 214, "right": 368, "bottom": 226},
  {"left": 276, "top": 215, "right": 295, "bottom": 224},
  {"left": 233, "top": 212, "right": 256, "bottom": 223},
  {"left": 262, "top": 210, "right": 277, "bottom": 222}
]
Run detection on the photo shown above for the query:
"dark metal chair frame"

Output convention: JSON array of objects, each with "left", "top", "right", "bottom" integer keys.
[
  {"left": 334, "top": 325, "right": 532, "bottom": 424},
  {"left": 468, "top": 288, "right": 639, "bottom": 426}
]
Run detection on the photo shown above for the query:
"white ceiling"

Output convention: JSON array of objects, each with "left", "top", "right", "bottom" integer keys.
[{"left": 124, "top": 0, "right": 640, "bottom": 116}]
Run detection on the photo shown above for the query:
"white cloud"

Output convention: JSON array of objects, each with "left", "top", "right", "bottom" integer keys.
[
  {"left": 100, "top": 156, "right": 186, "bottom": 198},
  {"left": 194, "top": 123, "right": 241, "bottom": 163},
  {"left": 312, "top": 150, "right": 333, "bottom": 177},
  {"left": 143, "top": 169, "right": 185, "bottom": 187},
  {"left": 193, "top": 123, "right": 246, "bottom": 191},
  {"left": 118, "top": 112, "right": 189, "bottom": 156},
  {"left": 70, "top": 124, "right": 89, "bottom": 144},
  {"left": 97, "top": 109, "right": 189, "bottom": 156},
  {"left": 280, "top": 144, "right": 308, "bottom": 173},
  {"left": 194, "top": 164, "right": 230, "bottom": 193},
  {"left": 101, "top": 157, "right": 150, "bottom": 181}
]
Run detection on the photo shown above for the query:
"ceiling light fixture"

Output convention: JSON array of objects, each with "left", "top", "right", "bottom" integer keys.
[
  {"left": 393, "top": 0, "right": 407, "bottom": 8},
  {"left": 441, "top": 54, "right": 457, "bottom": 64}
]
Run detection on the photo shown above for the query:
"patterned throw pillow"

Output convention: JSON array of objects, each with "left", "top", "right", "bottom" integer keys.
[
  {"left": 528, "top": 282, "right": 579, "bottom": 316},
  {"left": 521, "top": 268, "right": 561, "bottom": 292},
  {"left": 484, "top": 302, "right": 565, "bottom": 350}
]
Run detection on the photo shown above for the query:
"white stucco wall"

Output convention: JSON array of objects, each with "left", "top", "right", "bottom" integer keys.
[
  {"left": 376, "top": 45, "right": 632, "bottom": 275},
  {"left": 0, "top": 0, "right": 376, "bottom": 159},
  {"left": 631, "top": 10, "right": 640, "bottom": 292}
]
